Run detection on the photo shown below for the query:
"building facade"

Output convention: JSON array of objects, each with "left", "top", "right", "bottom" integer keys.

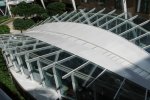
[
  {"left": 2, "top": 0, "right": 150, "bottom": 19},
  {"left": 46, "top": 0, "right": 150, "bottom": 18}
]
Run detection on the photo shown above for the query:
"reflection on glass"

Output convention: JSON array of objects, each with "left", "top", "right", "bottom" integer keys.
[
  {"left": 61, "top": 57, "right": 86, "bottom": 69},
  {"left": 117, "top": 80, "right": 145, "bottom": 100},
  {"left": 31, "top": 61, "right": 41, "bottom": 82},
  {"left": 147, "top": 90, "right": 150, "bottom": 100},
  {"left": 44, "top": 68, "right": 56, "bottom": 89},
  {"left": 56, "top": 69, "right": 75, "bottom": 99}
]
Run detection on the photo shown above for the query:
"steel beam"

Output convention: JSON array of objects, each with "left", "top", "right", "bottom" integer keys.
[
  {"left": 113, "top": 78, "right": 126, "bottom": 99},
  {"left": 14, "top": 46, "right": 53, "bottom": 56},
  {"left": 52, "top": 16, "right": 60, "bottom": 22},
  {"left": 145, "top": 89, "right": 148, "bottom": 100},
  {"left": 83, "top": 65, "right": 97, "bottom": 86},
  {"left": 27, "top": 50, "right": 63, "bottom": 63},
  {"left": 80, "top": 9, "right": 91, "bottom": 24},
  {"left": 100, "top": 13, "right": 125, "bottom": 28},
  {"left": 37, "top": 60, "right": 46, "bottom": 87},
  {"left": 25, "top": 54, "right": 34, "bottom": 80},
  {"left": 5, "top": 42, "right": 45, "bottom": 51},
  {"left": 62, "top": 61, "right": 90, "bottom": 79},
  {"left": 60, "top": 11, "right": 76, "bottom": 21},
  {"left": 86, "top": 69, "right": 107, "bottom": 88},
  {"left": 109, "top": 15, "right": 138, "bottom": 31},
  {"left": 42, "top": 55, "right": 75, "bottom": 70},
  {"left": 119, "top": 20, "right": 150, "bottom": 36},
  {"left": 130, "top": 32, "right": 150, "bottom": 42},
  {"left": 91, "top": 9, "right": 116, "bottom": 25},
  {"left": 143, "top": 45, "right": 150, "bottom": 50},
  {"left": 66, "top": 9, "right": 86, "bottom": 22},
  {"left": 74, "top": 8, "right": 96, "bottom": 23},
  {"left": 82, "top": 8, "right": 105, "bottom": 24},
  {"left": 71, "top": 73, "right": 77, "bottom": 97}
]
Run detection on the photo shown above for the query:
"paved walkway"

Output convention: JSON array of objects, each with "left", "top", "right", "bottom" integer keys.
[{"left": 6, "top": 20, "right": 20, "bottom": 34}]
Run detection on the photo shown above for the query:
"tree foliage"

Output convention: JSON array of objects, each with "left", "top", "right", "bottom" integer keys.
[
  {"left": 0, "top": 25, "right": 10, "bottom": 34},
  {"left": 31, "top": 4, "right": 46, "bottom": 15},
  {"left": 11, "top": 2, "right": 31, "bottom": 17},
  {"left": 13, "top": 18, "right": 35, "bottom": 33},
  {"left": 47, "top": 2, "right": 66, "bottom": 16},
  {"left": 11, "top": 2, "right": 46, "bottom": 18}
]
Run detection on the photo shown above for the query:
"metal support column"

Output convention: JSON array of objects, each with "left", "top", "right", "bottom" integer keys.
[
  {"left": 71, "top": 0, "right": 77, "bottom": 11},
  {"left": 25, "top": 54, "right": 34, "bottom": 80},
  {"left": 137, "top": 0, "right": 141, "bottom": 12},
  {"left": 37, "top": 60, "right": 46, "bottom": 87},
  {"left": 122, "top": 0, "right": 127, "bottom": 19}
]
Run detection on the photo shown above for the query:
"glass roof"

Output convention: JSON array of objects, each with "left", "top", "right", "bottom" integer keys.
[
  {"left": 30, "top": 8, "right": 150, "bottom": 53},
  {"left": 1, "top": 8, "right": 150, "bottom": 100},
  {"left": 0, "top": 34, "right": 149, "bottom": 100}
]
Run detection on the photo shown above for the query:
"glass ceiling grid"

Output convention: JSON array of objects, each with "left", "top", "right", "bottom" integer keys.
[
  {"left": 60, "top": 11, "right": 77, "bottom": 21},
  {"left": 1, "top": 35, "right": 149, "bottom": 100},
  {"left": 0, "top": 33, "right": 148, "bottom": 99},
  {"left": 41, "top": 9, "right": 150, "bottom": 53}
]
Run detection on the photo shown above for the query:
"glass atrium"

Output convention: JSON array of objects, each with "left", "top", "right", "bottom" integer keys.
[{"left": 1, "top": 8, "right": 150, "bottom": 100}]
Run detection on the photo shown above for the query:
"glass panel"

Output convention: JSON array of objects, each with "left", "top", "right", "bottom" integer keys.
[
  {"left": 56, "top": 69, "right": 76, "bottom": 99},
  {"left": 58, "top": 52, "right": 72, "bottom": 61},
  {"left": 31, "top": 61, "right": 41, "bottom": 82},
  {"left": 147, "top": 90, "right": 150, "bottom": 100},
  {"left": 145, "top": 48, "right": 150, "bottom": 53},
  {"left": 46, "top": 55, "right": 56, "bottom": 62},
  {"left": 61, "top": 57, "right": 87, "bottom": 69},
  {"left": 140, "top": 0, "right": 150, "bottom": 14},
  {"left": 25, "top": 41, "right": 36, "bottom": 45},
  {"left": 20, "top": 55, "right": 29, "bottom": 76},
  {"left": 107, "top": 20, "right": 117, "bottom": 29},
  {"left": 95, "top": 71, "right": 123, "bottom": 99},
  {"left": 34, "top": 47, "right": 60, "bottom": 56},
  {"left": 69, "top": 70, "right": 123, "bottom": 100},
  {"left": 36, "top": 43, "right": 49, "bottom": 48},
  {"left": 117, "top": 80, "right": 145, "bottom": 100},
  {"left": 44, "top": 68, "right": 56, "bottom": 89},
  {"left": 75, "top": 76, "right": 94, "bottom": 100},
  {"left": 91, "top": 67, "right": 103, "bottom": 77},
  {"left": 78, "top": 63, "right": 96, "bottom": 75},
  {"left": 135, "top": 35, "right": 150, "bottom": 48},
  {"left": 123, "top": 28, "right": 146, "bottom": 40},
  {"left": 39, "top": 61, "right": 48, "bottom": 67}
]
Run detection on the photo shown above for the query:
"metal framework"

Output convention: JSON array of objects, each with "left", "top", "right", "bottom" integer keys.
[
  {"left": 1, "top": 8, "right": 150, "bottom": 100},
  {"left": 31, "top": 8, "right": 150, "bottom": 52},
  {"left": 0, "top": 33, "right": 149, "bottom": 100}
]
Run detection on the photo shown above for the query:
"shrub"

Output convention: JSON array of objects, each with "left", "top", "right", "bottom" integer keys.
[
  {"left": 0, "top": 25, "right": 10, "bottom": 34},
  {"left": 47, "top": 2, "right": 66, "bottom": 16},
  {"left": 13, "top": 18, "right": 35, "bottom": 33}
]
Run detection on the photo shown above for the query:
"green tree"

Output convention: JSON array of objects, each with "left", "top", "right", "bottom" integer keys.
[
  {"left": 13, "top": 18, "right": 35, "bottom": 33},
  {"left": 11, "top": 2, "right": 32, "bottom": 18},
  {"left": 47, "top": 2, "right": 66, "bottom": 16},
  {"left": 31, "top": 4, "right": 46, "bottom": 16},
  {"left": 0, "top": 25, "right": 10, "bottom": 34},
  {"left": 11, "top": 2, "right": 46, "bottom": 18}
]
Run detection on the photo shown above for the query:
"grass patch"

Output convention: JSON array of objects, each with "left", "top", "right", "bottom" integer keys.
[
  {"left": 0, "top": 16, "right": 9, "bottom": 24},
  {"left": 0, "top": 50, "right": 25, "bottom": 100}
]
